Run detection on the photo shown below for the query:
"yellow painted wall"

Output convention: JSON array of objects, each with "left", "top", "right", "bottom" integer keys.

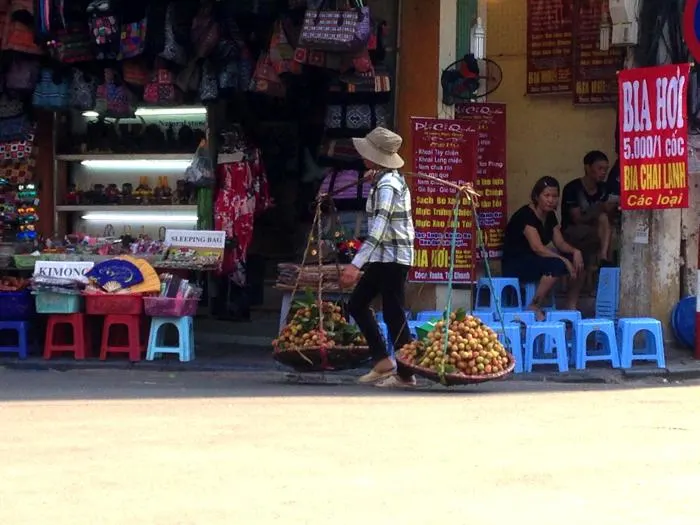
[{"left": 486, "top": 0, "right": 617, "bottom": 215}]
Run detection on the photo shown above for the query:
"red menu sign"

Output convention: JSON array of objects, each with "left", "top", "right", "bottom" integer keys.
[
  {"left": 618, "top": 64, "right": 690, "bottom": 210},
  {"left": 410, "top": 118, "right": 477, "bottom": 283},
  {"left": 455, "top": 103, "right": 507, "bottom": 259},
  {"left": 527, "top": 0, "right": 574, "bottom": 94},
  {"left": 573, "top": 0, "right": 624, "bottom": 104}
]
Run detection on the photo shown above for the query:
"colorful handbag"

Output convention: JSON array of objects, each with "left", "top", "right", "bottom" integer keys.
[
  {"left": 3, "top": 0, "right": 44, "bottom": 55},
  {"left": 299, "top": 0, "right": 371, "bottom": 53},
  {"left": 293, "top": 47, "right": 344, "bottom": 71},
  {"left": 119, "top": 17, "right": 148, "bottom": 59},
  {"left": 5, "top": 57, "right": 40, "bottom": 92},
  {"left": 87, "top": 0, "right": 120, "bottom": 60},
  {"left": 324, "top": 104, "right": 388, "bottom": 136},
  {"left": 70, "top": 69, "right": 97, "bottom": 111},
  {"left": 95, "top": 69, "right": 134, "bottom": 118},
  {"left": 144, "top": 68, "right": 183, "bottom": 106},
  {"left": 249, "top": 53, "right": 286, "bottom": 98},
  {"left": 191, "top": 1, "right": 220, "bottom": 60},
  {"left": 159, "top": 3, "right": 187, "bottom": 65},
  {"left": 0, "top": 160, "right": 35, "bottom": 185},
  {"left": 122, "top": 59, "right": 150, "bottom": 86},
  {"left": 199, "top": 60, "right": 219, "bottom": 102},
  {"left": 0, "top": 129, "right": 35, "bottom": 161},
  {"left": 269, "top": 21, "right": 302, "bottom": 76},
  {"left": 32, "top": 69, "right": 71, "bottom": 111},
  {"left": 48, "top": 25, "right": 94, "bottom": 63}
]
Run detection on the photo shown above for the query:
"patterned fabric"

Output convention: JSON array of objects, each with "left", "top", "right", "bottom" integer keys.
[
  {"left": 122, "top": 59, "right": 149, "bottom": 86},
  {"left": 352, "top": 170, "right": 415, "bottom": 268},
  {"left": 32, "top": 69, "right": 70, "bottom": 110},
  {"left": 325, "top": 104, "right": 388, "bottom": 131},
  {"left": 50, "top": 27, "right": 94, "bottom": 63},
  {"left": 159, "top": 3, "right": 186, "bottom": 65},
  {"left": 5, "top": 57, "right": 40, "bottom": 92},
  {"left": 70, "top": 70, "right": 97, "bottom": 111},
  {"left": 214, "top": 152, "right": 272, "bottom": 284},
  {"left": 0, "top": 96, "right": 24, "bottom": 119},
  {"left": 119, "top": 18, "right": 147, "bottom": 59},
  {"left": 87, "top": 0, "right": 120, "bottom": 60},
  {"left": 0, "top": 115, "right": 34, "bottom": 142},
  {"left": 0, "top": 159, "right": 34, "bottom": 185},
  {"left": 0, "top": 131, "right": 35, "bottom": 161},
  {"left": 144, "top": 68, "right": 182, "bottom": 106},
  {"left": 299, "top": 6, "right": 371, "bottom": 52}
]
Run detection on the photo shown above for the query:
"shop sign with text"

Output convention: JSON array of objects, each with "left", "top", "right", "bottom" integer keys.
[
  {"left": 618, "top": 64, "right": 690, "bottom": 210},
  {"left": 409, "top": 117, "right": 477, "bottom": 283}
]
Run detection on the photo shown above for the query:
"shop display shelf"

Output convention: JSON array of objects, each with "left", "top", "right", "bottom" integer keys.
[
  {"left": 56, "top": 205, "right": 198, "bottom": 212},
  {"left": 55, "top": 153, "right": 193, "bottom": 161}
]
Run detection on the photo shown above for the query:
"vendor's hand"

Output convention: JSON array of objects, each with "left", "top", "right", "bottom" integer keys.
[
  {"left": 572, "top": 250, "right": 584, "bottom": 273},
  {"left": 340, "top": 264, "right": 361, "bottom": 287},
  {"left": 562, "top": 257, "right": 577, "bottom": 279}
]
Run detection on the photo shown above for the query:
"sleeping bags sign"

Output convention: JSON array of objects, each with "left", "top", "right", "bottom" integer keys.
[{"left": 618, "top": 64, "right": 690, "bottom": 210}]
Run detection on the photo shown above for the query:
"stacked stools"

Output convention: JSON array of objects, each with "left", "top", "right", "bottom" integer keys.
[
  {"left": 38, "top": 292, "right": 90, "bottom": 360},
  {"left": 85, "top": 294, "right": 145, "bottom": 362}
]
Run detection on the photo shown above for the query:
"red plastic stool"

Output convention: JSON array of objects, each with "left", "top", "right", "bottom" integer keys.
[
  {"left": 100, "top": 315, "right": 144, "bottom": 361},
  {"left": 44, "top": 314, "right": 90, "bottom": 360}
]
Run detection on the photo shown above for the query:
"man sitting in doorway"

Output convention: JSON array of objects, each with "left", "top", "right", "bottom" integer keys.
[{"left": 561, "top": 150, "right": 617, "bottom": 269}]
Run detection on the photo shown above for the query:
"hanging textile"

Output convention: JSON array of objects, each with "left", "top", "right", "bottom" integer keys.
[{"left": 214, "top": 149, "right": 272, "bottom": 285}]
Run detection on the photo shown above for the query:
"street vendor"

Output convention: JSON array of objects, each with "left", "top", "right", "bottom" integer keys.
[{"left": 339, "top": 127, "right": 417, "bottom": 388}]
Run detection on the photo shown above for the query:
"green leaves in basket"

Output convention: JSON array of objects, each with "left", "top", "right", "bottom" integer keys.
[{"left": 453, "top": 308, "right": 467, "bottom": 321}]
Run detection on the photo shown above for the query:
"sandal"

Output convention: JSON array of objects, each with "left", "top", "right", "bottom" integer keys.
[
  {"left": 375, "top": 375, "right": 417, "bottom": 388},
  {"left": 358, "top": 368, "right": 395, "bottom": 384}
]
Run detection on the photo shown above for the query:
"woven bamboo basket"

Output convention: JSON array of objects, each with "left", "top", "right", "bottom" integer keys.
[
  {"left": 273, "top": 345, "right": 371, "bottom": 372},
  {"left": 396, "top": 353, "right": 516, "bottom": 386}
]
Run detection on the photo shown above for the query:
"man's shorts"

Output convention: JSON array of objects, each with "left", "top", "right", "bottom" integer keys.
[{"left": 563, "top": 224, "right": 600, "bottom": 266}]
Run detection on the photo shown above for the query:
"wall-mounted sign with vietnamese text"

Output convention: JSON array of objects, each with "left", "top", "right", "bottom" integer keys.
[
  {"left": 409, "top": 118, "right": 478, "bottom": 283},
  {"left": 618, "top": 64, "right": 690, "bottom": 210}
]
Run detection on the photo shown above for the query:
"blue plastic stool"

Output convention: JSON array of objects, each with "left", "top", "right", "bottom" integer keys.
[
  {"left": 472, "top": 312, "right": 495, "bottom": 324},
  {"left": 416, "top": 310, "right": 443, "bottom": 322},
  {"left": 0, "top": 321, "right": 28, "bottom": 359},
  {"left": 502, "top": 311, "right": 537, "bottom": 325},
  {"left": 545, "top": 310, "right": 581, "bottom": 363},
  {"left": 146, "top": 317, "right": 195, "bottom": 362},
  {"left": 618, "top": 318, "right": 666, "bottom": 368},
  {"left": 487, "top": 322, "right": 523, "bottom": 374},
  {"left": 524, "top": 322, "right": 569, "bottom": 372},
  {"left": 524, "top": 282, "right": 557, "bottom": 311},
  {"left": 574, "top": 319, "right": 620, "bottom": 369},
  {"left": 474, "top": 277, "right": 522, "bottom": 315},
  {"left": 407, "top": 320, "right": 422, "bottom": 338},
  {"left": 595, "top": 268, "right": 620, "bottom": 320}
]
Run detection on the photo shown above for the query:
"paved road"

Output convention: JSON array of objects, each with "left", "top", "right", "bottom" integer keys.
[{"left": 0, "top": 369, "right": 698, "bottom": 525}]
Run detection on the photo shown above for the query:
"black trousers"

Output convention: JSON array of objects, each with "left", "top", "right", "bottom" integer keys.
[{"left": 348, "top": 262, "right": 413, "bottom": 380}]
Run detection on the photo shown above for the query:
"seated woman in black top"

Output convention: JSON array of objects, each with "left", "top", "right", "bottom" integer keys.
[{"left": 502, "top": 176, "right": 584, "bottom": 320}]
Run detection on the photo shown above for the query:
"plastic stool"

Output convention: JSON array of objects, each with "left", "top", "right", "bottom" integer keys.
[
  {"left": 545, "top": 310, "right": 581, "bottom": 362},
  {"left": 524, "top": 282, "right": 557, "bottom": 311},
  {"left": 618, "top": 318, "right": 666, "bottom": 368},
  {"left": 43, "top": 314, "right": 90, "bottom": 360},
  {"left": 407, "top": 320, "right": 422, "bottom": 338},
  {"left": 502, "top": 311, "right": 537, "bottom": 325},
  {"left": 0, "top": 321, "right": 28, "bottom": 359},
  {"left": 524, "top": 322, "right": 568, "bottom": 372},
  {"left": 416, "top": 310, "right": 444, "bottom": 322},
  {"left": 488, "top": 322, "right": 523, "bottom": 374},
  {"left": 474, "top": 277, "right": 522, "bottom": 315},
  {"left": 574, "top": 319, "right": 620, "bottom": 369},
  {"left": 146, "top": 317, "right": 195, "bottom": 362},
  {"left": 472, "top": 312, "right": 494, "bottom": 324},
  {"left": 100, "top": 314, "right": 144, "bottom": 361}
]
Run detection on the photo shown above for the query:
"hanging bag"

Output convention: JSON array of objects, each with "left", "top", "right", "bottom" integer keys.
[
  {"left": 119, "top": 16, "right": 148, "bottom": 59},
  {"left": 95, "top": 68, "right": 134, "bottom": 118},
  {"left": 158, "top": 2, "right": 187, "bottom": 65},
  {"left": 5, "top": 56, "right": 40, "bottom": 93},
  {"left": 48, "top": 25, "right": 94, "bottom": 63},
  {"left": 249, "top": 53, "right": 286, "bottom": 98},
  {"left": 144, "top": 66, "right": 183, "bottom": 106},
  {"left": 324, "top": 103, "right": 388, "bottom": 137},
  {"left": 299, "top": 0, "right": 370, "bottom": 53},
  {"left": 69, "top": 69, "right": 97, "bottom": 111},
  {"left": 32, "top": 68, "right": 70, "bottom": 111},
  {"left": 86, "top": 0, "right": 120, "bottom": 60},
  {"left": 184, "top": 140, "right": 215, "bottom": 188}
]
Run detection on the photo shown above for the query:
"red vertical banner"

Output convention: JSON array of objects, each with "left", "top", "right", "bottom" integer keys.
[
  {"left": 409, "top": 118, "right": 478, "bottom": 283},
  {"left": 455, "top": 103, "right": 507, "bottom": 259},
  {"left": 618, "top": 64, "right": 690, "bottom": 210},
  {"left": 526, "top": 0, "right": 574, "bottom": 94},
  {"left": 572, "top": 0, "right": 625, "bottom": 105}
]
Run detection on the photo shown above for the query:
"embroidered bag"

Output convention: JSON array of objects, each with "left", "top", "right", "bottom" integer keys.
[
  {"left": 87, "top": 0, "right": 120, "bottom": 60},
  {"left": 49, "top": 26, "right": 94, "bottom": 63},
  {"left": 32, "top": 68, "right": 70, "bottom": 111},
  {"left": 95, "top": 69, "right": 134, "bottom": 118},
  {"left": 0, "top": 95, "right": 23, "bottom": 119},
  {"left": 144, "top": 67, "right": 183, "bottom": 106},
  {"left": 249, "top": 53, "right": 286, "bottom": 98},
  {"left": 159, "top": 2, "right": 187, "bottom": 65},
  {"left": 0, "top": 115, "right": 33, "bottom": 142},
  {"left": 324, "top": 104, "right": 388, "bottom": 136},
  {"left": 0, "top": 129, "right": 35, "bottom": 161},
  {"left": 69, "top": 69, "right": 97, "bottom": 111},
  {"left": 119, "top": 17, "right": 147, "bottom": 59},
  {"left": 269, "top": 20, "right": 302, "bottom": 76},
  {"left": 191, "top": 0, "right": 220, "bottom": 60},
  {"left": 299, "top": 0, "right": 371, "bottom": 53},
  {"left": 5, "top": 57, "right": 40, "bottom": 92},
  {"left": 3, "top": 0, "right": 44, "bottom": 55},
  {"left": 198, "top": 59, "right": 219, "bottom": 102},
  {"left": 122, "top": 58, "right": 149, "bottom": 86}
]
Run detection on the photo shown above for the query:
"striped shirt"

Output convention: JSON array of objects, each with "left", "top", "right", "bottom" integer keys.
[{"left": 352, "top": 170, "right": 415, "bottom": 268}]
